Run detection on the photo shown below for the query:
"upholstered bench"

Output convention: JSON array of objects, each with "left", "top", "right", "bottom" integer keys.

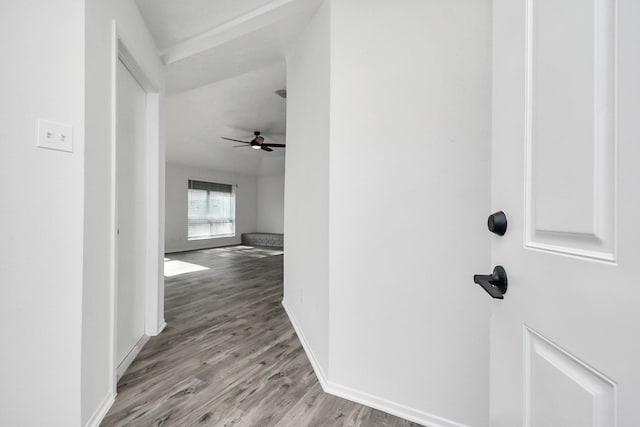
[{"left": 241, "top": 232, "right": 284, "bottom": 248}]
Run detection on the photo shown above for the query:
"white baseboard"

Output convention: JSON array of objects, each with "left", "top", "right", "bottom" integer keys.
[
  {"left": 325, "top": 380, "right": 468, "bottom": 427},
  {"left": 155, "top": 320, "right": 167, "bottom": 335},
  {"left": 84, "top": 391, "right": 115, "bottom": 427},
  {"left": 281, "top": 300, "right": 329, "bottom": 389},
  {"left": 281, "top": 300, "right": 468, "bottom": 427},
  {"left": 116, "top": 334, "right": 149, "bottom": 380},
  {"left": 145, "top": 319, "right": 166, "bottom": 337},
  {"left": 165, "top": 240, "right": 241, "bottom": 254}
]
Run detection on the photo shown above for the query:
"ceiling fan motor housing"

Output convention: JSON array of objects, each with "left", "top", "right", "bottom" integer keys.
[{"left": 221, "top": 131, "right": 284, "bottom": 152}]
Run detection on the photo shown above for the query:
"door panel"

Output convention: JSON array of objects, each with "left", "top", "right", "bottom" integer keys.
[
  {"left": 491, "top": 0, "right": 640, "bottom": 425},
  {"left": 524, "top": 327, "right": 616, "bottom": 427},
  {"left": 525, "top": 0, "right": 616, "bottom": 260},
  {"left": 116, "top": 59, "right": 147, "bottom": 368}
]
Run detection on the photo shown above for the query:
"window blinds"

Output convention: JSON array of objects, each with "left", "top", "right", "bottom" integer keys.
[{"left": 188, "top": 180, "right": 232, "bottom": 193}]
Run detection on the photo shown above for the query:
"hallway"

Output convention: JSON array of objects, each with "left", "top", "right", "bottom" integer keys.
[{"left": 101, "top": 246, "right": 419, "bottom": 426}]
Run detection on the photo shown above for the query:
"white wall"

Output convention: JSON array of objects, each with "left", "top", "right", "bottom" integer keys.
[
  {"left": 284, "top": 1, "right": 493, "bottom": 426},
  {"left": 83, "top": 0, "right": 165, "bottom": 425},
  {"left": 328, "top": 1, "right": 492, "bottom": 425},
  {"left": 0, "top": 1, "right": 164, "bottom": 424},
  {"left": 283, "top": 0, "right": 331, "bottom": 374},
  {"left": 0, "top": 1, "right": 85, "bottom": 426},
  {"left": 165, "top": 162, "right": 258, "bottom": 253},
  {"left": 257, "top": 157, "right": 285, "bottom": 233},
  {"left": 257, "top": 175, "right": 285, "bottom": 233}
]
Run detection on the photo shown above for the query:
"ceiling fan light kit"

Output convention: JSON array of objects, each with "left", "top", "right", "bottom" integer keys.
[{"left": 221, "top": 131, "right": 286, "bottom": 152}]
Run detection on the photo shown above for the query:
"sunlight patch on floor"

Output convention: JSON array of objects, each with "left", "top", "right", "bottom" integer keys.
[
  {"left": 209, "top": 245, "right": 284, "bottom": 258},
  {"left": 164, "top": 260, "right": 209, "bottom": 277}
]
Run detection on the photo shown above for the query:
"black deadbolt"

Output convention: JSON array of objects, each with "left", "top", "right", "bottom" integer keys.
[{"left": 487, "top": 211, "right": 507, "bottom": 235}]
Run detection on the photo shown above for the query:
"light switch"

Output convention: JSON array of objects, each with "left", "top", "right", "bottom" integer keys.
[{"left": 37, "top": 119, "right": 73, "bottom": 152}]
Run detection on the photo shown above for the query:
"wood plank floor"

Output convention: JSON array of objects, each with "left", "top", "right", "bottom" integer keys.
[{"left": 101, "top": 245, "right": 421, "bottom": 427}]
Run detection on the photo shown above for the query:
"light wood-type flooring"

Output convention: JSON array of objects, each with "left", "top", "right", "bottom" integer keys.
[{"left": 101, "top": 245, "right": 421, "bottom": 427}]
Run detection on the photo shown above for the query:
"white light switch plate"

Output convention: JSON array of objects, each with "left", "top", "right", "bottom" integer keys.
[{"left": 37, "top": 119, "right": 73, "bottom": 152}]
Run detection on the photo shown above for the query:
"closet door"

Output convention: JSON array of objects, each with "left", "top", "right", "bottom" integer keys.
[{"left": 115, "top": 58, "right": 147, "bottom": 374}]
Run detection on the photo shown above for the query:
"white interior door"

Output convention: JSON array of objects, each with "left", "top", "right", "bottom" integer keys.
[
  {"left": 490, "top": 0, "right": 640, "bottom": 426},
  {"left": 116, "top": 59, "right": 147, "bottom": 370}
]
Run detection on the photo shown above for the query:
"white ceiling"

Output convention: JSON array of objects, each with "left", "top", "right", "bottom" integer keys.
[
  {"left": 134, "top": 0, "right": 322, "bottom": 175},
  {"left": 165, "top": 62, "right": 287, "bottom": 175},
  {"left": 135, "top": 0, "right": 277, "bottom": 50}
]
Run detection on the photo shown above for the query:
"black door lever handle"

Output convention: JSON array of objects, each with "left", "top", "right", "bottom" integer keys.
[{"left": 473, "top": 266, "right": 508, "bottom": 299}]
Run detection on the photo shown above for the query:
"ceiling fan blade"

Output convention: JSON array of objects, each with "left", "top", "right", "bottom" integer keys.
[
  {"left": 261, "top": 146, "right": 274, "bottom": 152},
  {"left": 221, "top": 137, "right": 249, "bottom": 143},
  {"left": 263, "top": 143, "right": 286, "bottom": 147}
]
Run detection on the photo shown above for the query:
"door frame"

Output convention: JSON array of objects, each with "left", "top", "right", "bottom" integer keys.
[{"left": 109, "top": 21, "right": 165, "bottom": 396}]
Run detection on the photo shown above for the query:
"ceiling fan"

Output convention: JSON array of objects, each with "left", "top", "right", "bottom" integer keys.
[{"left": 221, "top": 131, "right": 285, "bottom": 152}]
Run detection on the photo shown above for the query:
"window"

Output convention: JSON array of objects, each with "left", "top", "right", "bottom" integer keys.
[{"left": 187, "top": 180, "right": 235, "bottom": 239}]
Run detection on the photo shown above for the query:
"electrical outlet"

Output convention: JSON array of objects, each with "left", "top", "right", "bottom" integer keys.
[{"left": 37, "top": 119, "right": 73, "bottom": 152}]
